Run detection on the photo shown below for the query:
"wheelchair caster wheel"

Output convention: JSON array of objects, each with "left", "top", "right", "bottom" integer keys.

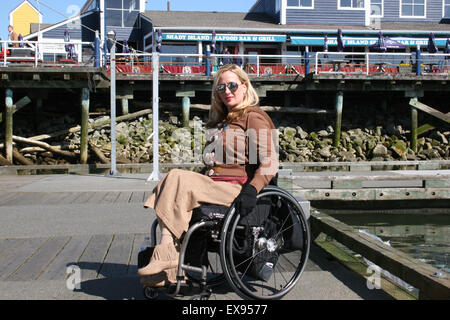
[{"left": 143, "top": 286, "right": 159, "bottom": 300}]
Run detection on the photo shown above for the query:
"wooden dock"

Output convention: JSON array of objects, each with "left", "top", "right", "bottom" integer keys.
[{"left": 310, "top": 210, "right": 450, "bottom": 299}]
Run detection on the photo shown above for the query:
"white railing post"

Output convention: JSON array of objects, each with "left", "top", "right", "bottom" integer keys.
[
  {"left": 256, "top": 55, "right": 260, "bottom": 77},
  {"left": 315, "top": 52, "right": 319, "bottom": 75},
  {"left": 366, "top": 52, "right": 369, "bottom": 75},
  {"left": 147, "top": 51, "right": 162, "bottom": 181}
]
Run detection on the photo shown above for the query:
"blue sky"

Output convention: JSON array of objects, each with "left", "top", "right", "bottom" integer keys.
[{"left": 1, "top": 0, "right": 258, "bottom": 42}]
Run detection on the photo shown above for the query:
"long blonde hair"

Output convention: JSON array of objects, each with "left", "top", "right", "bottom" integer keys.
[{"left": 207, "top": 64, "right": 259, "bottom": 128}]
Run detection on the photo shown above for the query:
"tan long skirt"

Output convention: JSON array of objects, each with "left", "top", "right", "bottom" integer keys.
[{"left": 144, "top": 169, "right": 242, "bottom": 239}]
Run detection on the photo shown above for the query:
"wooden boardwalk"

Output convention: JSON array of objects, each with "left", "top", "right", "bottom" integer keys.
[{"left": 0, "top": 233, "right": 147, "bottom": 282}]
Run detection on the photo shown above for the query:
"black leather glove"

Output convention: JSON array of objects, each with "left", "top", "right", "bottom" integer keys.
[{"left": 234, "top": 184, "right": 257, "bottom": 217}]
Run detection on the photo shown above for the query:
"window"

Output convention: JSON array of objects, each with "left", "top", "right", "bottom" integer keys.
[
  {"left": 287, "top": 0, "right": 314, "bottom": 8},
  {"left": 106, "top": 0, "right": 140, "bottom": 28},
  {"left": 371, "top": 0, "right": 383, "bottom": 16},
  {"left": 401, "top": 0, "right": 426, "bottom": 17},
  {"left": 339, "top": 0, "right": 365, "bottom": 9},
  {"left": 444, "top": 0, "right": 450, "bottom": 17}
]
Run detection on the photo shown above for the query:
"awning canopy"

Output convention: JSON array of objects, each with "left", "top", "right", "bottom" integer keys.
[
  {"left": 162, "top": 33, "right": 287, "bottom": 42},
  {"left": 290, "top": 35, "right": 449, "bottom": 47}
]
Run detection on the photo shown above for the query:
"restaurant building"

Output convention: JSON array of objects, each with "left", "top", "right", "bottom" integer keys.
[{"left": 20, "top": 0, "right": 450, "bottom": 63}]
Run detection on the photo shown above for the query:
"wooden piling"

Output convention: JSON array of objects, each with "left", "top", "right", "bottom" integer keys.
[
  {"left": 411, "top": 98, "right": 418, "bottom": 153},
  {"left": 121, "top": 98, "right": 129, "bottom": 115},
  {"left": 80, "top": 88, "right": 90, "bottom": 164},
  {"left": 333, "top": 91, "right": 343, "bottom": 148},
  {"left": 35, "top": 98, "right": 43, "bottom": 130},
  {"left": 182, "top": 96, "right": 190, "bottom": 127},
  {"left": 5, "top": 89, "right": 13, "bottom": 163}
]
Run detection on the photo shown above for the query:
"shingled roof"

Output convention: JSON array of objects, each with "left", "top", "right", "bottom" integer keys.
[{"left": 143, "top": 10, "right": 450, "bottom": 35}]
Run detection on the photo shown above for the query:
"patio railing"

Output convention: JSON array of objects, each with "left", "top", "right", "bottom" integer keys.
[{"left": 1, "top": 39, "right": 449, "bottom": 77}]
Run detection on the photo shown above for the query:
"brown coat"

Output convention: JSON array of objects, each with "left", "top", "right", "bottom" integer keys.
[
  {"left": 9, "top": 31, "right": 19, "bottom": 48},
  {"left": 203, "top": 106, "right": 278, "bottom": 193}
]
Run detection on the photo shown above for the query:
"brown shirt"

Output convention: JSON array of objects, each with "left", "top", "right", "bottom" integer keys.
[
  {"left": 204, "top": 106, "right": 278, "bottom": 193},
  {"left": 9, "top": 31, "right": 19, "bottom": 48}
]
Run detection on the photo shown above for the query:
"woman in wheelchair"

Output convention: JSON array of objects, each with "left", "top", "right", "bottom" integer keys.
[{"left": 138, "top": 64, "right": 279, "bottom": 287}]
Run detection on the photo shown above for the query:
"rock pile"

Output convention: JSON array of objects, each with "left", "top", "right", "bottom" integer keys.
[
  {"left": 4, "top": 111, "right": 449, "bottom": 165},
  {"left": 65, "top": 114, "right": 449, "bottom": 164}
]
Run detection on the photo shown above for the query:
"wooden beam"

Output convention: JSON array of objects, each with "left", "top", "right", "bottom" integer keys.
[
  {"left": 409, "top": 99, "right": 450, "bottom": 123},
  {"left": 310, "top": 211, "right": 450, "bottom": 299}
]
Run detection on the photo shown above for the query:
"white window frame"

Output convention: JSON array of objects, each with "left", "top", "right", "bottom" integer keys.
[
  {"left": 399, "top": 0, "right": 427, "bottom": 19},
  {"left": 443, "top": 0, "right": 450, "bottom": 17},
  {"left": 106, "top": 0, "right": 141, "bottom": 28},
  {"left": 370, "top": 0, "right": 384, "bottom": 17},
  {"left": 286, "top": 0, "right": 315, "bottom": 9},
  {"left": 338, "top": 0, "right": 366, "bottom": 10}
]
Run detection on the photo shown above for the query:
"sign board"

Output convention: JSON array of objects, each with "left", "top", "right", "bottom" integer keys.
[{"left": 162, "top": 33, "right": 287, "bottom": 43}]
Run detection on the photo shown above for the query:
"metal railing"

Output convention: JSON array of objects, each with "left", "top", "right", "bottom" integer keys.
[
  {"left": 1, "top": 39, "right": 449, "bottom": 77},
  {"left": 0, "top": 40, "right": 95, "bottom": 67},
  {"left": 314, "top": 51, "right": 450, "bottom": 75}
]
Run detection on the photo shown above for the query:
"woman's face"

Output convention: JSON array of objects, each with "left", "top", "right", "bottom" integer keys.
[{"left": 217, "top": 71, "right": 247, "bottom": 112}]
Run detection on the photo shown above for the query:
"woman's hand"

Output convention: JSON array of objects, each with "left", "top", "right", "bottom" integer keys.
[{"left": 234, "top": 184, "right": 257, "bottom": 217}]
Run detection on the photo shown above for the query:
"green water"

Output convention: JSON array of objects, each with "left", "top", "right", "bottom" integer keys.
[{"left": 327, "top": 213, "right": 450, "bottom": 274}]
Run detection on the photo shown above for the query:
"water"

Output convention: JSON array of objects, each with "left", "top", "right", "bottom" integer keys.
[{"left": 327, "top": 213, "right": 450, "bottom": 274}]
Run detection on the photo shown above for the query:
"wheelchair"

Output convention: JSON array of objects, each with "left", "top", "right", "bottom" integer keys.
[{"left": 138, "top": 182, "right": 311, "bottom": 300}]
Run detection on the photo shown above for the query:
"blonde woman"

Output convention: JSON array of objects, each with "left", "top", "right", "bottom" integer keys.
[{"left": 138, "top": 64, "right": 278, "bottom": 287}]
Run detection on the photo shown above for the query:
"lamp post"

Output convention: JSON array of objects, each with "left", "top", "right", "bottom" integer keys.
[{"left": 107, "top": 30, "right": 119, "bottom": 176}]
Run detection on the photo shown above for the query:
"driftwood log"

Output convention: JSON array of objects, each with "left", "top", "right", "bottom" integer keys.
[
  {"left": 12, "top": 135, "right": 77, "bottom": 159},
  {"left": 88, "top": 141, "right": 110, "bottom": 164},
  {"left": 12, "top": 148, "right": 34, "bottom": 165},
  {"left": 0, "top": 153, "right": 12, "bottom": 165}
]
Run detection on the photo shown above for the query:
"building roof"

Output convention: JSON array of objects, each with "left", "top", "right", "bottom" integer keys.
[
  {"left": 143, "top": 10, "right": 450, "bottom": 36},
  {"left": 30, "top": 23, "right": 54, "bottom": 34}
]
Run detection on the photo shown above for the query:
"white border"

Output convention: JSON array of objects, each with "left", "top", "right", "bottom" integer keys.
[
  {"left": 338, "top": 0, "right": 366, "bottom": 10},
  {"left": 286, "top": 0, "right": 315, "bottom": 9},
  {"left": 443, "top": 0, "right": 450, "bottom": 17},
  {"left": 399, "top": 0, "right": 427, "bottom": 19},
  {"left": 370, "top": 0, "right": 384, "bottom": 18}
]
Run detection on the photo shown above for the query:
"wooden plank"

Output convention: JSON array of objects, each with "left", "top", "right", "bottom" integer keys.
[
  {"left": 115, "top": 191, "right": 133, "bottom": 203},
  {"left": 294, "top": 188, "right": 450, "bottom": 201},
  {"left": 39, "top": 235, "right": 91, "bottom": 280},
  {"left": 87, "top": 192, "right": 108, "bottom": 203},
  {"left": 310, "top": 211, "right": 450, "bottom": 299},
  {"left": 129, "top": 191, "right": 145, "bottom": 203},
  {"left": 70, "top": 192, "right": 96, "bottom": 204},
  {"left": 0, "top": 239, "right": 26, "bottom": 263},
  {"left": 315, "top": 239, "right": 417, "bottom": 300},
  {"left": 99, "top": 234, "right": 134, "bottom": 278},
  {"left": 127, "top": 234, "right": 146, "bottom": 275},
  {"left": 57, "top": 192, "right": 85, "bottom": 204},
  {"left": 0, "top": 237, "right": 48, "bottom": 280},
  {"left": 37, "top": 192, "right": 71, "bottom": 205},
  {"left": 9, "top": 192, "right": 47, "bottom": 205},
  {"left": 101, "top": 191, "right": 121, "bottom": 204},
  {"left": 7, "top": 237, "right": 70, "bottom": 281},
  {"left": 77, "top": 234, "right": 113, "bottom": 280},
  {"left": 292, "top": 171, "right": 450, "bottom": 182}
]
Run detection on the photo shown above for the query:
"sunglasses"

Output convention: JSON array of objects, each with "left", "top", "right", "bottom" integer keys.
[{"left": 216, "top": 82, "right": 240, "bottom": 93}]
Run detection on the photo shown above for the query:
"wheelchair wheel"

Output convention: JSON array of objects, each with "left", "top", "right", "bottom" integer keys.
[{"left": 220, "top": 186, "right": 310, "bottom": 300}]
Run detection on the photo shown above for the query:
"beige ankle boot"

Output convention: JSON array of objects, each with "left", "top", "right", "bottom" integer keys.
[{"left": 137, "top": 242, "right": 179, "bottom": 276}]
